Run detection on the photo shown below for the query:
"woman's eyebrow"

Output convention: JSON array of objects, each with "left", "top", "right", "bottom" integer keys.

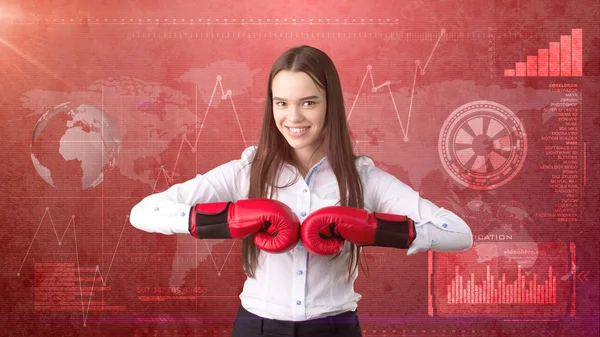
[{"left": 273, "top": 95, "right": 320, "bottom": 101}]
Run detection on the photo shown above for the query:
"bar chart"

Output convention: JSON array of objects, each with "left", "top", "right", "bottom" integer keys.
[
  {"left": 431, "top": 242, "right": 572, "bottom": 317},
  {"left": 504, "top": 28, "right": 582, "bottom": 77},
  {"left": 447, "top": 265, "right": 556, "bottom": 304}
]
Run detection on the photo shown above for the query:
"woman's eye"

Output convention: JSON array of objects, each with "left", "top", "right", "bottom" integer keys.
[
  {"left": 303, "top": 101, "right": 315, "bottom": 107},
  {"left": 275, "top": 101, "right": 286, "bottom": 107}
]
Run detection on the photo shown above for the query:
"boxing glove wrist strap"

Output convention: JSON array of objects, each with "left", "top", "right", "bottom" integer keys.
[
  {"left": 371, "top": 213, "right": 416, "bottom": 249},
  {"left": 188, "top": 202, "right": 232, "bottom": 239}
]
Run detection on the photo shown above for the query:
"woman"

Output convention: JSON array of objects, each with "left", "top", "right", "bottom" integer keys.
[{"left": 129, "top": 45, "right": 473, "bottom": 337}]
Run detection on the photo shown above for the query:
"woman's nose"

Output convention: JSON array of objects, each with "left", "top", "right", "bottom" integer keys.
[{"left": 287, "top": 105, "right": 303, "bottom": 121}]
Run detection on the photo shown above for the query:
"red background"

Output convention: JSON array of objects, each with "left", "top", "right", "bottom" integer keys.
[{"left": 1, "top": 0, "right": 598, "bottom": 336}]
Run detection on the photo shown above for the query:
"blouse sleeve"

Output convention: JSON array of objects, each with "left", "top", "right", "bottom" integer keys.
[
  {"left": 128, "top": 146, "right": 255, "bottom": 235},
  {"left": 364, "top": 164, "right": 473, "bottom": 255}
]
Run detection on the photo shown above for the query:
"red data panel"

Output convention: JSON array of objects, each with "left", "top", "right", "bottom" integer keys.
[{"left": 431, "top": 242, "right": 571, "bottom": 316}]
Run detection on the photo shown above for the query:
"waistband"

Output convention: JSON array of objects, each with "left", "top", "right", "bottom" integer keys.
[{"left": 235, "top": 305, "right": 358, "bottom": 335}]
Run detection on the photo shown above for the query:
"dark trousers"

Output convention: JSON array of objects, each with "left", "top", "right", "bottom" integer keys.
[{"left": 231, "top": 305, "right": 362, "bottom": 337}]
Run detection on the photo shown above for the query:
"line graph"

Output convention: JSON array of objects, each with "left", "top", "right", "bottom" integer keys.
[
  {"left": 18, "top": 208, "right": 243, "bottom": 324},
  {"left": 17, "top": 208, "right": 130, "bottom": 326},
  {"left": 200, "top": 239, "right": 239, "bottom": 277},
  {"left": 154, "top": 77, "right": 247, "bottom": 189},
  {"left": 346, "top": 28, "right": 446, "bottom": 143}
]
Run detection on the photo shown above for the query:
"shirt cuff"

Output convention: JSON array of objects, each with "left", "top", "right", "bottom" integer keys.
[
  {"left": 406, "top": 207, "right": 473, "bottom": 255},
  {"left": 147, "top": 203, "right": 192, "bottom": 234},
  {"left": 407, "top": 222, "right": 430, "bottom": 255},
  {"left": 172, "top": 204, "right": 192, "bottom": 234}
]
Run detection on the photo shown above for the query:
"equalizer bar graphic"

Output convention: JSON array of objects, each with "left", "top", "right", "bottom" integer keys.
[
  {"left": 429, "top": 242, "right": 574, "bottom": 317},
  {"left": 448, "top": 265, "right": 556, "bottom": 304},
  {"left": 504, "top": 28, "right": 582, "bottom": 77}
]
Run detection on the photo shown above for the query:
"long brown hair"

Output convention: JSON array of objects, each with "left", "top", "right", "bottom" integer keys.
[{"left": 243, "top": 45, "right": 366, "bottom": 280}]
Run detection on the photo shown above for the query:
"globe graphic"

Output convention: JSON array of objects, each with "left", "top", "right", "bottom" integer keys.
[{"left": 30, "top": 102, "right": 121, "bottom": 190}]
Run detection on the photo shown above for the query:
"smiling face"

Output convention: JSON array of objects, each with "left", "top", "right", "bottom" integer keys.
[{"left": 272, "top": 70, "right": 327, "bottom": 167}]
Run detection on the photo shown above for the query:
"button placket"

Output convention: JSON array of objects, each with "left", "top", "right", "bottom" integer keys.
[
  {"left": 291, "top": 181, "right": 311, "bottom": 319},
  {"left": 298, "top": 182, "right": 311, "bottom": 222},
  {"left": 291, "top": 249, "right": 308, "bottom": 319}
]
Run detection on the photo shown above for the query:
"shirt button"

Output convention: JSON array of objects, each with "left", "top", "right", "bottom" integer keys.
[
  {"left": 442, "top": 223, "right": 448, "bottom": 228},
  {"left": 154, "top": 207, "right": 160, "bottom": 211},
  {"left": 180, "top": 212, "right": 186, "bottom": 217},
  {"left": 297, "top": 270, "right": 303, "bottom": 276},
  {"left": 300, "top": 212, "right": 307, "bottom": 217},
  {"left": 303, "top": 189, "right": 308, "bottom": 193},
  {"left": 296, "top": 300, "right": 302, "bottom": 305}
]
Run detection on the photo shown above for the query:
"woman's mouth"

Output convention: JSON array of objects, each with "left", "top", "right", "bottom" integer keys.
[{"left": 286, "top": 126, "right": 310, "bottom": 138}]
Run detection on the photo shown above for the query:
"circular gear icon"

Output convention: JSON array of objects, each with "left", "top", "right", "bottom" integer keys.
[{"left": 438, "top": 101, "right": 527, "bottom": 190}]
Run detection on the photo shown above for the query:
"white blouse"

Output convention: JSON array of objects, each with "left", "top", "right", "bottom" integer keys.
[{"left": 129, "top": 146, "right": 473, "bottom": 321}]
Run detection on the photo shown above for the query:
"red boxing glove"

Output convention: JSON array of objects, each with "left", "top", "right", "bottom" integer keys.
[
  {"left": 301, "top": 206, "right": 416, "bottom": 255},
  {"left": 189, "top": 199, "right": 300, "bottom": 253}
]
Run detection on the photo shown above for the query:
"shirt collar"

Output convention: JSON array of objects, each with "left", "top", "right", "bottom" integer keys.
[{"left": 281, "top": 155, "right": 329, "bottom": 175}]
